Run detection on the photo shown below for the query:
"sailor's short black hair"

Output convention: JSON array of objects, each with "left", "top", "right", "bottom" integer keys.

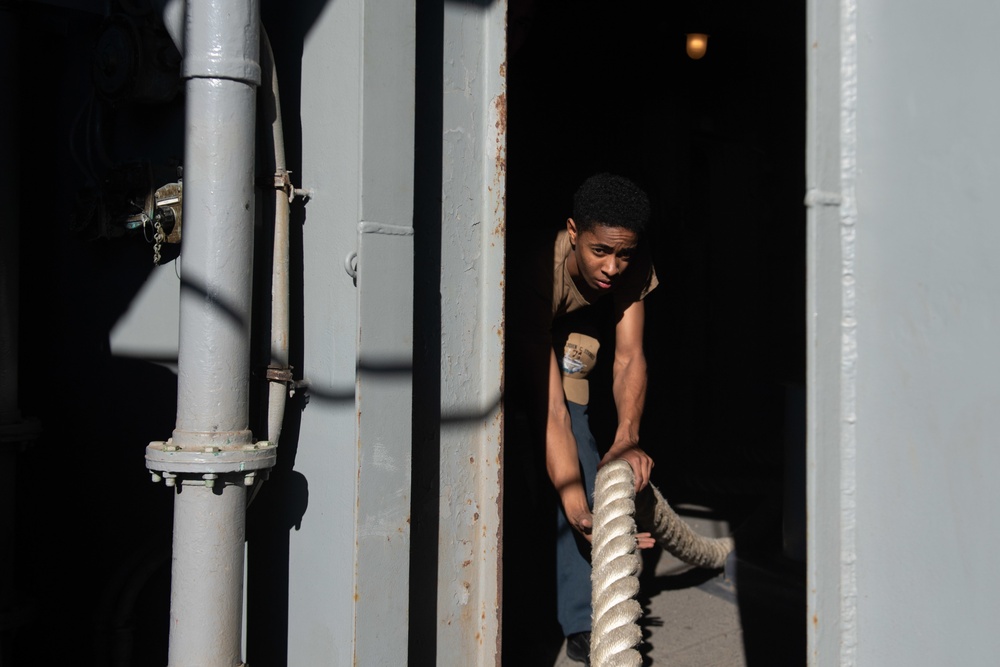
[{"left": 572, "top": 173, "right": 650, "bottom": 235}]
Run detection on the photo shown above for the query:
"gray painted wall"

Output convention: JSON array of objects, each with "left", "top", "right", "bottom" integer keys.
[
  {"left": 285, "top": 2, "right": 417, "bottom": 664},
  {"left": 809, "top": 1, "right": 1000, "bottom": 664},
  {"left": 100, "top": 0, "right": 505, "bottom": 663}
]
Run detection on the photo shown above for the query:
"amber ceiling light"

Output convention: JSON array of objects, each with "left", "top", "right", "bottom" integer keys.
[{"left": 686, "top": 33, "right": 709, "bottom": 59}]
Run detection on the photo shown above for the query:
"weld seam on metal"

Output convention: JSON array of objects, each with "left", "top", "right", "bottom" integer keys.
[
  {"left": 358, "top": 221, "right": 415, "bottom": 236},
  {"left": 183, "top": 52, "right": 262, "bottom": 85},
  {"left": 839, "top": 0, "right": 860, "bottom": 662},
  {"left": 804, "top": 189, "right": 843, "bottom": 207}
]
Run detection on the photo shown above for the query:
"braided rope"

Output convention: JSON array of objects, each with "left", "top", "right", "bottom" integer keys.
[
  {"left": 635, "top": 483, "right": 734, "bottom": 570},
  {"left": 590, "top": 460, "right": 736, "bottom": 666},
  {"left": 590, "top": 460, "right": 643, "bottom": 667}
]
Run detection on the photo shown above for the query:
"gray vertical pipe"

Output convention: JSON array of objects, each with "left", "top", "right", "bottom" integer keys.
[
  {"left": 262, "top": 32, "right": 289, "bottom": 447},
  {"left": 174, "top": 1, "right": 258, "bottom": 448},
  {"left": 169, "top": 1, "right": 259, "bottom": 664}
]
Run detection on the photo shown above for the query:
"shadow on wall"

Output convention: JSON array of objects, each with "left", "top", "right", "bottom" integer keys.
[
  {"left": 14, "top": 4, "right": 180, "bottom": 664},
  {"left": 9, "top": 0, "right": 804, "bottom": 664},
  {"left": 11, "top": 0, "right": 332, "bottom": 664}
]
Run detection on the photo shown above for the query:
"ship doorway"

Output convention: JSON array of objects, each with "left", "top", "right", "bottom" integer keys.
[{"left": 503, "top": 2, "right": 807, "bottom": 664}]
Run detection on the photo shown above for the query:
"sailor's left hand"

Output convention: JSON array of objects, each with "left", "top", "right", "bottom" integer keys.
[{"left": 600, "top": 440, "right": 654, "bottom": 493}]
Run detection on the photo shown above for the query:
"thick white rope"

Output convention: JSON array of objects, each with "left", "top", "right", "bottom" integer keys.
[
  {"left": 590, "top": 460, "right": 736, "bottom": 666},
  {"left": 635, "top": 484, "right": 734, "bottom": 571},
  {"left": 591, "top": 460, "right": 643, "bottom": 667}
]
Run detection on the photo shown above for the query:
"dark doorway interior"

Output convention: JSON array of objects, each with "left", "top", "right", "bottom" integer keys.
[{"left": 503, "top": 1, "right": 807, "bottom": 664}]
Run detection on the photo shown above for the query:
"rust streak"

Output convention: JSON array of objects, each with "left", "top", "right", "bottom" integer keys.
[{"left": 494, "top": 91, "right": 507, "bottom": 135}]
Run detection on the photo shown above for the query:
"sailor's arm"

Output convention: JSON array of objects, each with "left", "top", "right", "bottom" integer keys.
[
  {"left": 545, "top": 346, "right": 593, "bottom": 539},
  {"left": 603, "top": 298, "right": 654, "bottom": 492}
]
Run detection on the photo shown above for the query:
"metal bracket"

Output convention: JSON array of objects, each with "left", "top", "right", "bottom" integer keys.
[
  {"left": 804, "top": 189, "right": 843, "bottom": 207},
  {"left": 344, "top": 251, "right": 358, "bottom": 282},
  {"left": 266, "top": 365, "right": 294, "bottom": 383},
  {"left": 271, "top": 169, "right": 312, "bottom": 203}
]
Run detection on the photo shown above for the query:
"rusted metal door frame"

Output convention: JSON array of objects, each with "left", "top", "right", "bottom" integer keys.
[{"left": 434, "top": 1, "right": 507, "bottom": 663}]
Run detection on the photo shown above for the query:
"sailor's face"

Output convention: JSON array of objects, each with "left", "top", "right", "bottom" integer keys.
[{"left": 567, "top": 220, "right": 638, "bottom": 294}]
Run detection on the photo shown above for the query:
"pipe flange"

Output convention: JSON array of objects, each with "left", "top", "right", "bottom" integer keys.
[{"left": 146, "top": 439, "right": 277, "bottom": 487}]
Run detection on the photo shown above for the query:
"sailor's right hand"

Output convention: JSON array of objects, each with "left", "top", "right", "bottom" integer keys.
[{"left": 562, "top": 497, "right": 594, "bottom": 543}]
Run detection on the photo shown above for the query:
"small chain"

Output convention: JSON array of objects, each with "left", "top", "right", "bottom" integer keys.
[{"left": 153, "top": 219, "right": 165, "bottom": 265}]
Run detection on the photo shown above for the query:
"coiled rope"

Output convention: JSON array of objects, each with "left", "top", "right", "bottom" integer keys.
[{"left": 590, "top": 460, "right": 735, "bottom": 666}]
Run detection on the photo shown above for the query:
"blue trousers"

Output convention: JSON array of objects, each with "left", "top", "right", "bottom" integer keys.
[{"left": 556, "top": 400, "right": 601, "bottom": 636}]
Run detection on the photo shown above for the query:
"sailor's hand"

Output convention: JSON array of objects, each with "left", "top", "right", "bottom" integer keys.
[
  {"left": 562, "top": 496, "right": 594, "bottom": 543},
  {"left": 600, "top": 441, "right": 654, "bottom": 493},
  {"left": 636, "top": 531, "right": 656, "bottom": 550}
]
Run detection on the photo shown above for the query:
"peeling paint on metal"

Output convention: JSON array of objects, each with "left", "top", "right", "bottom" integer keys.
[
  {"left": 457, "top": 581, "right": 471, "bottom": 606},
  {"left": 372, "top": 442, "right": 398, "bottom": 471},
  {"left": 437, "top": 2, "right": 506, "bottom": 664}
]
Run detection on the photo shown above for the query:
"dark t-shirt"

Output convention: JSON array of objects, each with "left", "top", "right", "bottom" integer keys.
[{"left": 507, "top": 227, "right": 657, "bottom": 408}]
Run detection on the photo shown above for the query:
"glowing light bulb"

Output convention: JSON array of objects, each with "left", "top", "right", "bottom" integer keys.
[{"left": 686, "top": 33, "right": 709, "bottom": 60}]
